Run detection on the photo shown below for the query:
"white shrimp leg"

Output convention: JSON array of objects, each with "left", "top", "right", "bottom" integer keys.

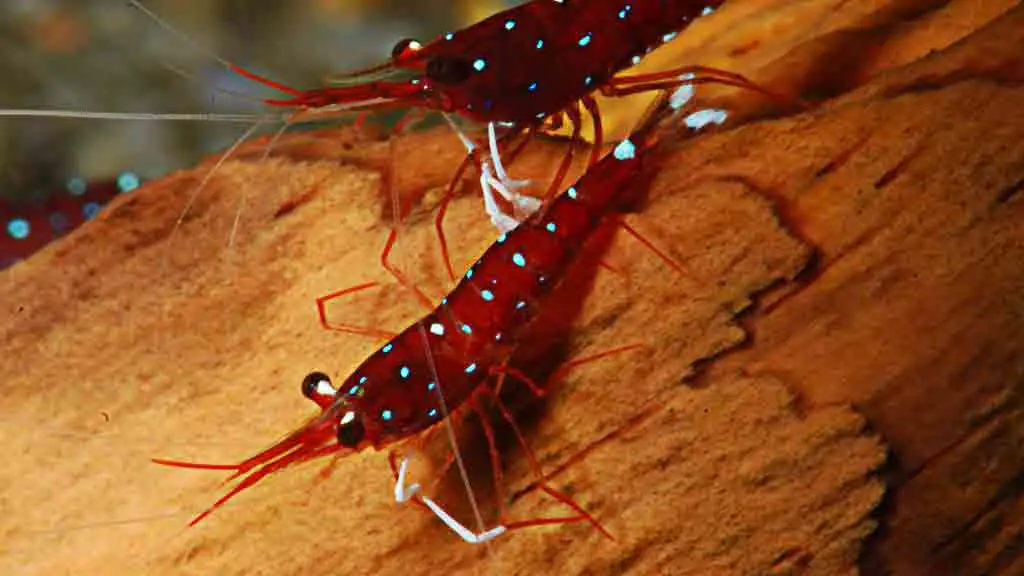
[
  {"left": 441, "top": 115, "right": 540, "bottom": 233},
  {"left": 393, "top": 455, "right": 507, "bottom": 544},
  {"left": 480, "top": 160, "right": 526, "bottom": 233},
  {"left": 487, "top": 122, "right": 530, "bottom": 191},
  {"left": 420, "top": 495, "right": 507, "bottom": 544},
  {"left": 487, "top": 122, "right": 541, "bottom": 221},
  {"left": 393, "top": 453, "right": 422, "bottom": 504}
]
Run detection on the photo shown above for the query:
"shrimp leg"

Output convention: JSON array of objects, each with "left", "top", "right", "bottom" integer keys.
[
  {"left": 478, "top": 139, "right": 542, "bottom": 232},
  {"left": 393, "top": 454, "right": 422, "bottom": 504},
  {"left": 445, "top": 117, "right": 541, "bottom": 233},
  {"left": 486, "top": 123, "right": 531, "bottom": 194},
  {"left": 315, "top": 281, "right": 399, "bottom": 340},
  {"left": 605, "top": 65, "right": 802, "bottom": 110},
  {"left": 393, "top": 454, "right": 508, "bottom": 544},
  {"left": 487, "top": 123, "right": 542, "bottom": 222}
]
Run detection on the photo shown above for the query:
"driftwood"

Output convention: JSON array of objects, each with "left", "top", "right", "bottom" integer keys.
[{"left": 1, "top": 1, "right": 1021, "bottom": 574}]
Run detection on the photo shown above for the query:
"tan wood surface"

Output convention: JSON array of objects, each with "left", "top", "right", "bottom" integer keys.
[{"left": 2, "top": 1, "right": 1021, "bottom": 574}]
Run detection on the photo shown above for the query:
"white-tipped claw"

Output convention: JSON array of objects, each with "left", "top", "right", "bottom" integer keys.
[
  {"left": 512, "top": 195, "right": 542, "bottom": 220},
  {"left": 393, "top": 456, "right": 508, "bottom": 544},
  {"left": 421, "top": 495, "right": 508, "bottom": 544},
  {"left": 442, "top": 115, "right": 539, "bottom": 234},
  {"left": 487, "top": 122, "right": 531, "bottom": 190},
  {"left": 480, "top": 162, "right": 524, "bottom": 233},
  {"left": 394, "top": 456, "right": 421, "bottom": 503},
  {"left": 485, "top": 122, "right": 540, "bottom": 225}
]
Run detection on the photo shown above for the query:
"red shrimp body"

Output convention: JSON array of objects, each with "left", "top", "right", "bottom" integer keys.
[
  {"left": 152, "top": 102, "right": 670, "bottom": 526},
  {"left": 1, "top": 173, "right": 142, "bottom": 270},
  {"left": 399, "top": 0, "right": 725, "bottom": 123},
  {"left": 340, "top": 131, "right": 648, "bottom": 443},
  {"left": 257, "top": 0, "right": 724, "bottom": 123}
]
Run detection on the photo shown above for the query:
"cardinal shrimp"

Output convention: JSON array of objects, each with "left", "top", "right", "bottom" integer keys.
[{"left": 151, "top": 92, "right": 694, "bottom": 545}]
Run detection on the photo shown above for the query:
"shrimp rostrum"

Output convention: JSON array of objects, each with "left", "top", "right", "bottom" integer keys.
[{"left": 154, "top": 93, "right": 685, "bottom": 543}]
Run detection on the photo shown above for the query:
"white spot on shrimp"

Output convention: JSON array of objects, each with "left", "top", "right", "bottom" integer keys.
[
  {"left": 671, "top": 75, "right": 695, "bottom": 110},
  {"left": 316, "top": 380, "right": 337, "bottom": 397},
  {"left": 465, "top": 363, "right": 478, "bottom": 374},
  {"left": 614, "top": 139, "right": 636, "bottom": 160},
  {"left": 117, "top": 172, "right": 140, "bottom": 193},
  {"left": 701, "top": 6, "right": 715, "bottom": 16},
  {"left": 481, "top": 289, "right": 495, "bottom": 301},
  {"left": 66, "top": 177, "right": 87, "bottom": 195},
  {"left": 473, "top": 58, "right": 487, "bottom": 72},
  {"left": 512, "top": 253, "right": 526, "bottom": 267},
  {"left": 505, "top": 19, "right": 516, "bottom": 30},
  {"left": 381, "top": 409, "right": 393, "bottom": 421},
  {"left": 662, "top": 32, "right": 678, "bottom": 43},
  {"left": 429, "top": 322, "right": 445, "bottom": 336},
  {"left": 567, "top": 186, "right": 578, "bottom": 199},
  {"left": 340, "top": 411, "right": 357, "bottom": 425},
  {"left": 381, "top": 343, "right": 393, "bottom": 353},
  {"left": 7, "top": 218, "right": 29, "bottom": 240},
  {"left": 578, "top": 33, "right": 593, "bottom": 47},
  {"left": 685, "top": 109, "right": 729, "bottom": 129}
]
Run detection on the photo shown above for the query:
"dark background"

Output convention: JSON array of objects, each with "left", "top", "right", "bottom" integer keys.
[{"left": 0, "top": 0, "right": 517, "bottom": 204}]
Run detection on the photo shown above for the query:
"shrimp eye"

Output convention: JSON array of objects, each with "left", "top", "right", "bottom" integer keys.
[
  {"left": 301, "top": 371, "right": 336, "bottom": 408},
  {"left": 425, "top": 56, "right": 472, "bottom": 85},
  {"left": 391, "top": 38, "right": 423, "bottom": 60},
  {"left": 337, "top": 411, "right": 365, "bottom": 447}
]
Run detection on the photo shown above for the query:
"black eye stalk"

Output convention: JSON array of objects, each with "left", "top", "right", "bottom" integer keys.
[
  {"left": 392, "top": 38, "right": 423, "bottom": 60},
  {"left": 300, "top": 372, "right": 365, "bottom": 447},
  {"left": 301, "top": 371, "right": 336, "bottom": 409},
  {"left": 337, "top": 410, "right": 366, "bottom": 447}
]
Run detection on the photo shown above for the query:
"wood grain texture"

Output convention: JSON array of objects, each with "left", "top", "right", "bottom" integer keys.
[{"left": 2, "top": 1, "right": 1021, "bottom": 574}]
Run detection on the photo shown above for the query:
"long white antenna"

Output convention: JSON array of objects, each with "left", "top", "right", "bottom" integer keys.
[
  {"left": 0, "top": 109, "right": 279, "bottom": 122},
  {"left": 127, "top": 0, "right": 238, "bottom": 72},
  {"left": 226, "top": 117, "right": 294, "bottom": 250}
]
